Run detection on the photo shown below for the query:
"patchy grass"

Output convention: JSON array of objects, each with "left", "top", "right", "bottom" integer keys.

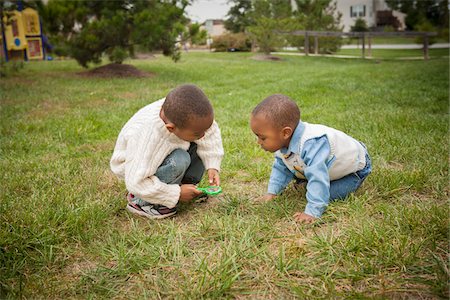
[{"left": 0, "top": 52, "right": 448, "bottom": 299}]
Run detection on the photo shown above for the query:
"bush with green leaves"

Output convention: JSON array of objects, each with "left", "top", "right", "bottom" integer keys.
[
  {"left": 248, "top": 17, "right": 291, "bottom": 54},
  {"left": 245, "top": 0, "right": 293, "bottom": 54},
  {"left": 414, "top": 21, "right": 437, "bottom": 46},
  {"left": 37, "top": 0, "right": 193, "bottom": 68},
  {"left": 70, "top": 11, "right": 134, "bottom": 67},
  {"left": 183, "top": 23, "right": 208, "bottom": 46},
  {"left": 288, "top": 0, "right": 343, "bottom": 54},
  {"left": 0, "top": 58, "right": 25, "bottom": 78},
  {"left": 211, "top": 33, "right": 252, "bottom": 52},
  {"left": 231, "top": 0, "right": 343, "bottom": 55},
  {"left": 385, "top": 0, "right": 448, "bottom": 31},
  {"left": 351, "top": 18, "right": 368, "bottom": 32}
]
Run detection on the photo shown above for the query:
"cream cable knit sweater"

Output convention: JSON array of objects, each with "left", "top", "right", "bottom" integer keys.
[{"left": 110, "top": 99, "right": 224, "bottom": 208}]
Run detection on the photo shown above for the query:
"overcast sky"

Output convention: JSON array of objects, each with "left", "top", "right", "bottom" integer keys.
[{"left": 185, "top": 0, "right": 231, "bottom": 23}]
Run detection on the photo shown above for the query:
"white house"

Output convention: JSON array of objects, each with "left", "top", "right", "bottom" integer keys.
[
  {"left": 203, "top": 19, "right": 228, "bottom": 37},
  {"left": 335, "top": 0, "right": 406, "bottom": 32}
]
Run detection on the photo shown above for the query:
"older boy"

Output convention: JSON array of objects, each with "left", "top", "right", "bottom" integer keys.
[
  {"left": 111, "top": 84, "right": 224, "bottom": 219},
  {"left": 250, "top": 94, "right": 371, "bottom": 223}
]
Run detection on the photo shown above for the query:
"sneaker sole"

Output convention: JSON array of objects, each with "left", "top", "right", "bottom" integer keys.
[{"left": 126, "top": 204, "right": 176, "bottom": 219}]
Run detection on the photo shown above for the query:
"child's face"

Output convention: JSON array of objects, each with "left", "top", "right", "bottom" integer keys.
[
  {"left": 172, "top": 115, "right": 214, "bottom": 142},
  {"left": 250, "top": 114, "right": 292, "bottom": 153}
]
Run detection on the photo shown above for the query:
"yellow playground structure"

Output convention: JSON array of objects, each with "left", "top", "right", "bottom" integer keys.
[{"left": 1, "top": 7, "right": 46, "bottom": 61}]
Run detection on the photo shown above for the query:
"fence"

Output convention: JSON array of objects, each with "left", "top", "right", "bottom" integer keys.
[{"left": 279, "top": 31, "right": 438, "bottom": 60}]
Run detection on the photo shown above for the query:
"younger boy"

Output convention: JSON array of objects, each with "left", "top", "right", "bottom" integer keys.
[
  {"left": 110, "top": 84, "right": 224, "bottom": 219},
  {"left": 250, "top": 94, "right": 372, "bottom": 223}
]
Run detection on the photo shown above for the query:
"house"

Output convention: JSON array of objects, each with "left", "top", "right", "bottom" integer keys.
[
  {"left": 335, "top": 0, "right": 406, "bottom": 32},
  {"left": 203, "top": 19, "right": 227, "bottom": 37}
]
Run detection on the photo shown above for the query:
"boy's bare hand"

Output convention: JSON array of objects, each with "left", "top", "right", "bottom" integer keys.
[
  {"left": 207, "top": 169, "right": 220, "bottom": 186},
  {"left": 255, "top": 194, "right": 276, "bottom": 203},
  {"left": 179, "top": 184, "right": 203, "bottom": 202},
  {"left": 293, "top": 212, "right": 316, "bottom": 224}
]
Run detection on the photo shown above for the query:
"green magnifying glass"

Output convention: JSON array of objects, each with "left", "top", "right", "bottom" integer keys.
[{"left": 197, "top": 186, "right": 222, "bottom": 196}]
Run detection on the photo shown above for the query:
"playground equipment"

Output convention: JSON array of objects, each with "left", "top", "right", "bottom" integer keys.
[{"left": 1, "top": 7, "right": 46, "bottom": 61}]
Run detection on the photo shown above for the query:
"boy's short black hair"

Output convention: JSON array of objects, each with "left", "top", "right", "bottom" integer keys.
[
  {"left": 252, "top": 94, "right": 300, "bottom": 128},
  {"left": 163, "top": 84, "right": 213, "bottom": 128}
]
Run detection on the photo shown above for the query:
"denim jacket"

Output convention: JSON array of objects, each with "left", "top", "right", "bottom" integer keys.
[{"left": 268, "top": 121, "right": 367, "bottom": 218}]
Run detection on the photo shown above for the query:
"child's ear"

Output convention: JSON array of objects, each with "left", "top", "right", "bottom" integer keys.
[
  {"left": 282, "top": 127, "right": 293, "bottom": 139},
  {"left": 165, "top": 123, "right": 176, "bottom": 133}
]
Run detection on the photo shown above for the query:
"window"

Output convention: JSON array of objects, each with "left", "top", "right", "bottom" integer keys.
[{"left": 350, "top": 5, "right": 366, "bottom": 18}]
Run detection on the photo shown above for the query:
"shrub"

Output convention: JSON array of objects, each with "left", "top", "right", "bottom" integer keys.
[
  {"left": 0, "top": 58, "right": 25, "bottom": 78},
  {"left": 351, "top": 18, "right": 368, "bottom": 32},
  {"left": 107, "top": 47, "right": 129, "bottom": 64},
  {"left": 414, "top": 21, "right": 437, "bottom": 45},
  {"left": 211, "top": 33, "right": 252, "bottom": 52},
  {"left": 247, "top": 17, "right": 287, "bottom": 54}
]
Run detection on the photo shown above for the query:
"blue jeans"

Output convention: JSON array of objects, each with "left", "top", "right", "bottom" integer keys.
[
  {"left": 133, "top": 143, "right": 205, "bottom": 206},
  {"left": 155, "top": 143, "right": 205, "bottom": 185},
  {"left": 329, "top": 150, "right": 372, "bottom": 201}
]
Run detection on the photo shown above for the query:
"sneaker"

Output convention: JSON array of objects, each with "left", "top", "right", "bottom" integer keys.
[{"left": 126, "top": 193, "right": 177, "bottom": 219}]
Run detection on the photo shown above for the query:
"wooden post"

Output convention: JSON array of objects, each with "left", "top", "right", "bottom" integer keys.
[
  {"left": 304, "top": 31, "right": 309, "bottom": 56},
  {"left": 361, "top": 33, "right": 365, "bottom": 58},
  {"left": 423, "top": 34, "right": 429, "bottom": 60},
  {"left": 314, "top": 36, "right": 318, "bottom": 54},
  {"left": 367, "top": 34, "right": 372, "bottom": 58}
]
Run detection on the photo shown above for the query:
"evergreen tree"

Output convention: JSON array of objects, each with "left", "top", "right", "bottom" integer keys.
[
  {"left": 224, "top": 0, "right": 253, "bottom": 33},
  {"left": 38, "top": 0, "right": 192, "bottom": 67},
  {"left": 247, "top": 0, "right": 294, "bottom": 54},
  {"left": 385, "top": 0, "right": 449, "bottom": 31},
  {"left": 351, "top": 18, "right": 368, "bottom": 32}
]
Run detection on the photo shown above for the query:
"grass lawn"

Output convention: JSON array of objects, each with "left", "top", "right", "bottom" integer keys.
[{"left": 1, "top": 52, "right": 448, "bottom": 299}]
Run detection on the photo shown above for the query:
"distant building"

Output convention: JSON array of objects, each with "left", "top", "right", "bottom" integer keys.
[
  {"left": 203, "top": 19, "right": 227, "bottom": 37},
  {"left": 336, "top": 0, "right": 406, "bottom": 32}
]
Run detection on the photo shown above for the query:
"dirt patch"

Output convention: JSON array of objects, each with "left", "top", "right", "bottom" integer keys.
[
  {"left": 387, "top": 161, "right": 404, "bottom": 171},
  {"left": 60, "top": 249, "right": 97, "bottom": 284},
  {"left": 98, "top": 168, "right": 121, "bottom": 192},
  {"left": 77, "top": 63, "right": 154, "bottom": 78},
  {"left": 26, "top": 100, "right": 70, "bottom": 119},
  {"left": 2, "top": 77, "right": 36, "bottom": 86},
  {"left": 251, "top": 55, "right": 283, "bottom": 61},
  {"left": 118, "top": 92, "right": 137, "bottom": 100}
]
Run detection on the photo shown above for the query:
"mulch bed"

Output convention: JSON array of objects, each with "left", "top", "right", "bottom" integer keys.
[{"left": 77, "top": 63, "right": 154, "bottom": 78}]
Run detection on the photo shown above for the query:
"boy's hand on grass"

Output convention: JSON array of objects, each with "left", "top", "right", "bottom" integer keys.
[
  {"left": 255, "top": 194, "right": 276, "bottom": 203},
  {"left": 293, "top": 212, "right": 316, "bottom": 224},
  {"left": 207, "top": 169, "right": 220, "bottom": 186},
  {"left": 179, "top": 184, "right": 203, "bottom": 202}
]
